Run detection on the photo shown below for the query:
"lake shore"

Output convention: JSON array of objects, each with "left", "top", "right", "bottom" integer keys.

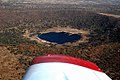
[{"left": 23, "top": 27, "right": 90, "bottom": 46}]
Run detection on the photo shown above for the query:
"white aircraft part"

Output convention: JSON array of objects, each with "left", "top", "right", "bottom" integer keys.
[{"left": 23, "top": 62, "right": 112, "bottom": 80}]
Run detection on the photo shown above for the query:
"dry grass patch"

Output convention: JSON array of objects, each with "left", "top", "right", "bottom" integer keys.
[{"left": 0, "top": 46, "right": 25, "bottom": 80}]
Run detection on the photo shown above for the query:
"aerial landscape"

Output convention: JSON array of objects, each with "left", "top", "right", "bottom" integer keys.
[{"left": 0, "top": 0, "right": 120, "bottom": 80}]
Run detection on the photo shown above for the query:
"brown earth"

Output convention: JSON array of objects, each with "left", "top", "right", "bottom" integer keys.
[
  {"left": 0, "top": 46, "right": 25, "bottom": 80},
  {"left": 0, "top": 42, "right": 120, "bottom": 80}
]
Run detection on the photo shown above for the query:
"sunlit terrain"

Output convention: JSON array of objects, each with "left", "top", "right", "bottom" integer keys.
[{"left": 0, "top": 0, "right": 120, "bottom": 80}]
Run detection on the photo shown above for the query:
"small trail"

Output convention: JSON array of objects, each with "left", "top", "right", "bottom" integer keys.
[{"left": 98, "top": 13, "right": 120, "bottom": 18}]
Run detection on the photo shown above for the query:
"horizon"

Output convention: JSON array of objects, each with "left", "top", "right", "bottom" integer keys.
[{"left": 1, "top": 0, "right": 120, "bottom": 5}]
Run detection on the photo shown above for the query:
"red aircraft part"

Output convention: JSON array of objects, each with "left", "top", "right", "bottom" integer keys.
[{"left": 32, "top": 54, "right": 102, "bottom": 72}]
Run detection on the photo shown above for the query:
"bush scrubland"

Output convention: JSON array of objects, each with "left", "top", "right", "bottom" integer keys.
[{"left": 0, "top": 5, "right": 120, "bottom": 80}]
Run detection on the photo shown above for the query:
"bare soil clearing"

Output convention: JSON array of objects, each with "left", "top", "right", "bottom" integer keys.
[
  {"left": 98, "top": 13, "right": 120, "bottom": 18},
  {"left": 23, "top": 27, "right": 90, "bottom": 46}
]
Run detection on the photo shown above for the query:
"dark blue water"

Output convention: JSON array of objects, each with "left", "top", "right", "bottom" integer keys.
[{"left": 38, "top": 32, "right": 81, "bottom": 44}]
